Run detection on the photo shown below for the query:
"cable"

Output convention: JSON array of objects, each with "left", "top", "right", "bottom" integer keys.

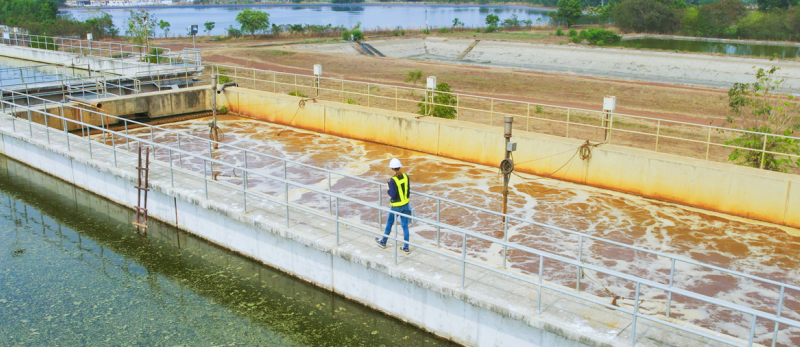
[{"left": 275, "top": 98, "right": 314, "bottom": 137}]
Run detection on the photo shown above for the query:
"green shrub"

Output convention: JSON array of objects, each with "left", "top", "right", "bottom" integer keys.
[
  {"left": 226, "top": 25, "right": 243, "bottom": 38},
  {"left": 423, "top": 28, "right": 430, "bottom": 34},
  {"left": 217, "top": 106, "right": 228, "bottom": 114},
  {"left": 288, "top": 91, "right": 309, "bottom": 98},
  {"left": 418, "top": 82, "right": 457, "bottom": 119},
  {"left": 218, "top": 75, "right": 232, "bottom": 84},
  {"left": 346, "top": 98, "right": 360, "bottom": 105},
  {"left": 581, "top": 28, "right": 621, "bottom": 45},
  {"left": 555, "top": 27, "right": 564, "bottom": 36},
  {"left": 568, "top": 28, "right": 577, "bottom": 37},
  {"left": 29, "top": 36, "right": 58, "bottom": 51},
  {"left": 342, "top": 29, "right": 351, "bottom": 40},
  {"left": 351, "top": 29, "right": 364, "bottom": 40},
  {"left": 438, "top": 27, "right": 449, "bottom": 34},
  {"left": 484, "top": 25, "right": 498, "bottom": 33},
  {"left": 142, "top": 48, "right": 167, "bottom": 64},
  {"left": 535, "top": 105, "right": 544, "bottom": 114}
]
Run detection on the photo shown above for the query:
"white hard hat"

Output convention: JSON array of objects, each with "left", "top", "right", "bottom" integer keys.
[{"left": 389, "top": 158, "right": 402, "bottom": 169}]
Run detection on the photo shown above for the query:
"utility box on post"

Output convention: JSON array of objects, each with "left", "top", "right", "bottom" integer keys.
[
  {"left": 86, "top": 33, "right": 93, "bottom": 41},
  {"left": 426, "top": 76, "right": 437, "bottom": 90},
  {"left": 602, "top": 96, "right": 616, "bottom": 142},
  {"left": 313, "top": 64, "right": 322, "bottom": 77}
]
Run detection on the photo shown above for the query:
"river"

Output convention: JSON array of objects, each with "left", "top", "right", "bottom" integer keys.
[
  {"left": 62, "top": 4, "right": 553, "bottom": 36},
  {"left": 0, "top": 155, "right": 457, "bottom": 346}
]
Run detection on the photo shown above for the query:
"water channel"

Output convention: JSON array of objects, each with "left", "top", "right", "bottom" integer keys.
[
  {"left": 0, "top": 155, "right": 457, "bottom": 346},
  {"left": 112, "top": 116, "right": 800, "bottom": 346},
  {"left": 617, "top": 37, "right": 800, "bottom": 59}
]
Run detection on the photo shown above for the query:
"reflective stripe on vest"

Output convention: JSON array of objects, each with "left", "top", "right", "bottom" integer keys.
[{"left": 391, "top": 174, "right": 409, "bottom": 207}]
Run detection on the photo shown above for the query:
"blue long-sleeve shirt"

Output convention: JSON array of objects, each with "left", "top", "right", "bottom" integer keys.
[{"left": 387, "top": 174, "right": 411, "bottom": 205}]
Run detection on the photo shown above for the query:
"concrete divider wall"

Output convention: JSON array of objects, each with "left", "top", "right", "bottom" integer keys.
[
  {"left": 220, "top": 87, "right": 800, "bottom": 228},
  {"left": 95, "top": 86, "right": 211, "bottom": 119},
  {"left": 1, "top": 44, "right": 185, "bottom": 76}
]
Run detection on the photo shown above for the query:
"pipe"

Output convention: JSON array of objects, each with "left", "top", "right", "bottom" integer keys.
[{"left": 216, "top": 82, "right": 237, "bottom": 94}]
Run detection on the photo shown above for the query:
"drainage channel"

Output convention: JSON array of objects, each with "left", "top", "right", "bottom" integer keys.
[{"left": 0, "top": 155, "right": 457, "bottom": 346}]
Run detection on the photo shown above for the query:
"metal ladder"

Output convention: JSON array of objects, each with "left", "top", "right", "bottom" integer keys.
[{"left": 133, "top": 146, "right": 150, "bottom": 232}]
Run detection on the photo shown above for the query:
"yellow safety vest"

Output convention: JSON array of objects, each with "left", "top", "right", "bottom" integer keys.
[{"left": 391, "top": 174, "right": 409, "bottom": 207}]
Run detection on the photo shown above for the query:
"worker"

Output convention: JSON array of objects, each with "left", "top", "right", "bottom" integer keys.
[{"left": 375, "top": 158, "right": 412, "bottom": 254}]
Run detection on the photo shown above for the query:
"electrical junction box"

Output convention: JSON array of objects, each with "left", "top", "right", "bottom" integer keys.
[
  {"left": 507, "top": 142, "right": 517, "bottom": 152},
  {"left": 603, "top": 96, "right": 616, "bottom": 112},
  {"left": 427, "top": 76, "right": 437, "bottom": 90},
  {"left": 188, "top": 25, "right": 199, "bottom": 35},
  {"left": 2, "top": 33, "right": 9, "bottom": 40},
  {"left": 86, "top": 33, "right": 93, "bottom": 41},
  {"left": 313, "top": 64, "right": 322, "bottom": 76}
]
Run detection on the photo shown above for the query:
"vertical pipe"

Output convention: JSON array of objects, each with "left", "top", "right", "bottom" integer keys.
[
  {"left": 502, "top": 216, "right": 508, "bottom": 269},
  {"left": 631, "top": 283, "right": 641, "bottom": 346},
  {"left": 177, "top": 133, "right": 183, "bottom": 168}
]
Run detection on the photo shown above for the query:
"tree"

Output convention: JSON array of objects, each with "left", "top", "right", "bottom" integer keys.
[
  {"left": 125, "top": 10, "right": 157, "bottom": 48},
  {"left": 418, "top": 82, "right": 457, "bottom": 119},
  {"left": 236, "top": 9, "right": 270, "bottom": 37},
  {"left": 452, "top": 18, "right": 464, "bottom": 28},
  {"left": 404, "top": 70, "right": 423, "bottom": 86},
  {"left": 85, "top": 13, "right": 116, "bottom": 39},
  {"left": 485, "top": 14, "right": 500, "bottom": 27},
  {"left": 158, "top": 19, "right": 170, "bottom": 38},
  {"left": 723, "top": 66, "right": 800, "bottom": 172},
  {"left": 557, "top": 0, "right": 583, "bottom": 27},
  {"left": 757, "top": 0, "right": 799, "bottom": 11},
  {"left": 611, "top": 0, "right": 683, "bottom": 33},
  {"left": 204, "top": 21, "right": 215, "bottom": 37}
]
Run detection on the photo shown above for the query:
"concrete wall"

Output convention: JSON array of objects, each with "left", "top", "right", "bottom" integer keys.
[
  {"left": 92, "top": 86, "right": 211, "bottom": 119},
  {"left": 0, "top": 123, "right": 595, "bottom": 347},
  {"left": 219, "top": 87, "right": 800, "bottom": 228}
]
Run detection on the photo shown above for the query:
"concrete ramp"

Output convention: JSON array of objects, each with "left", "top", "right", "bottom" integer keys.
[
  {"left": 351, "top": 42, "right": 369, "bottom": 55},
  {"left": 457, "top": 40, "right": 481, "bottom": 60},
  {"left": 362, "top": 43, "right": 385, "bottom": 57}
]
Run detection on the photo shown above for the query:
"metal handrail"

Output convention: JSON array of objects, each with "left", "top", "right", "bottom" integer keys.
[
  {"left": 2, "top": 94, "right": 799, "bottom": 347},
  {"left": 209, "top": 63, "right": 800, "bottom": 171}
]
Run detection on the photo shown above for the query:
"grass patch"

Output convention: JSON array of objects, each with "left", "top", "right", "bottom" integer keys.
[{"left": 261, "top": 50, "right": 295, "bottom": 56}]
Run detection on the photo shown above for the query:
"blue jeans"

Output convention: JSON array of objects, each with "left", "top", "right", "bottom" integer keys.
[{"left": 382, "top": 204, "right": 411, "bottom": 248}]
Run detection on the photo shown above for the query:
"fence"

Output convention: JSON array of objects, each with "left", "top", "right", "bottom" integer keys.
[
  {"left": 1, "top": 90, "right": 799, "bottom": 346},
  {"left": 209, "top": 64, "right": 800, "bottom": 174},
  {"left": 1, "top": 33, "right": 202, "bottom": 67}
]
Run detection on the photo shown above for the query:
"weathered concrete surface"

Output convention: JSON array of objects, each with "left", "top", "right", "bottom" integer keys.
[
  {"left": 0, "top": 44, "right": 177, "bottom": 76},
  {"left": 0, "top": 106, "right": 752, "bottom": 347},
  {"left": 91, "top": 86, "right": 212, "bottom": 119},
  {"left": 219, "top": 87, "right": 800, "bottom": 228},
  {"left": 295, "top": 37, "right": 800, "bottom": 92}
]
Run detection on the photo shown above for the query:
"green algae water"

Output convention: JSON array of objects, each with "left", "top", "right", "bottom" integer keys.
[{"left": 0, "top": 156, "right": 456, "bottom": 347}]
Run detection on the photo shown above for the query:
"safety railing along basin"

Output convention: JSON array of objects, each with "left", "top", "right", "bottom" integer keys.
[
  {"left": 2, "top": 91, "right": 800, "bottom": 347},
  {"left": 209, "top": 63, "right": 800, "bottom": 173}
]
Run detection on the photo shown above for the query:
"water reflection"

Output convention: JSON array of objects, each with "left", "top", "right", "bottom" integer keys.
[
  {"left": 0, "top": 155, "right": 456, "bottom": 346},
  {"left": 618, "top": 37, "right": 800, "bottom": 58}
]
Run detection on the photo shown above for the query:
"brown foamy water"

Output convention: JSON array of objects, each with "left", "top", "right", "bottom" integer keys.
[{"left": 115, "top": 118, "right": 800, "bottom": 346}]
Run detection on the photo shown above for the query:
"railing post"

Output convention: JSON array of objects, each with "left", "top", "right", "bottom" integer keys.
[
  {"left": 502, "top": 216, "right": 508, "bottom": 269},
  {"left": 328, "top": 171, "right": 332, "bottom": 215},
  {"left": 436, "top": 199, "right": 441, "bottom": 248},
  {"left": 367, "top": 84, "right": 371, "bottom": 107},
  {"left": 378, "top": 185, "right": 382, "bottom": 228},
  {"left": 243, "top": 151, "right": 248, "bottom": 213},
  {"left": 335, "top": 197, "right": 340, "bottom": 246},
  {"left": 772, "top": 286, "right": 785, "bottom": 347},
  {"left": 169, "top": 148, "right": 174, "bottom": 186},
  {"left": 490, "top": 98, "right": 494, "bottom": 127},
  {"left": 576, "top": 235, "right": 583, "bottom": 291},
  {"left": 655, "top": 120, "right": 661, "bottom": 152},
  {"left": 748, "top": 314, "right": 757, "bottom": 347},
  {"left": 666, "top": 258, "right": 675, "bottom": 318},
  {"left": 631, "top": 283, "right": 641, "bottom": 346},
  {"left": 203, "top": 158, "right": 208, "bottom": 200},
  {"left": 706, "top": 127, "right": 712, "bottom": 160},
  {"left": 395, "top": 86, "right": 398, "bottom": 111},
  {"left": 526, "top": 103, "right": 530, "bottom": 132},
  {"left": 760, "top": 133, "right": 768, "bottom": 169},
  {"left": 537, "top": 254, "right": 544, "bottom": 314},
  {"left": 456, "top": 93, "right": 460, "bottom": 120},
  {"left": 285, "top": 160, "right": 290, "bottom": 228},
  {"left": 461, "top": 234, "right": 467, "bottom": 289}
]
